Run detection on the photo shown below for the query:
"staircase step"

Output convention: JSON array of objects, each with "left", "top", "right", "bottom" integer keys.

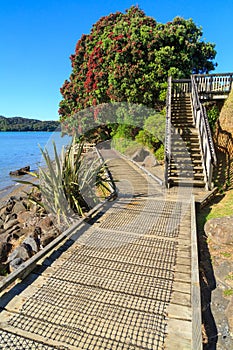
[
  {"left": 171, "top": 140, "right": 200, "bottom": 146},
  {"left": 169, "top": 178, "right": 206, "bottom": 187},
  {"left": 172, "top": 148, "right": 201, "bottom": 154},
  {"left": 172, "top": 120, "right": 194, "bottom": 125},
  {"left": 170, "top": 165, "right": 203, "bottom": 172},
  {"left": 171, "top": 116, "right": 193, "bottom": 120},
  {"left": 171, "top": 111, "right": 192, "bottom": 114},
  {"left": 170, "top": 172, "right": 204, "bottom": 180},
  {"left": 169, "top": 92, "right": 206, "bottom": 188},
  {"left": 173, "top": 153, "right": 202, "bottom": 159},
  {"left": 170, "top": 160, "right": 203, "bottom": 166}
]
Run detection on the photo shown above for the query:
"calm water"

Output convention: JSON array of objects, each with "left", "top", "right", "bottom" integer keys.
[{"left": 0, "top": 131, "right": 71, "bottom": 195}]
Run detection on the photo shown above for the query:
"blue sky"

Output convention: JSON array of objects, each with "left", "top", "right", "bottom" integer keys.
[{"left": 1, "top": 0, "right": 232, "bottom": 121}]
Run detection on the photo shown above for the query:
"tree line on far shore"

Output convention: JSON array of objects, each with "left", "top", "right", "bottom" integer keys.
[{"left": 0, "top": 115, "right": 60, "bottom": 132}]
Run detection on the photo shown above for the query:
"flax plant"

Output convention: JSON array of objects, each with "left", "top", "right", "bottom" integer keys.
[{"left": 17, "top": 140, "right": 112, "bottom": 225}]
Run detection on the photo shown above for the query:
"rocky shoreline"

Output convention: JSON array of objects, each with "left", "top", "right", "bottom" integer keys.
[{"left": 0, "top": 185, "right": 61, "bottom": 277}]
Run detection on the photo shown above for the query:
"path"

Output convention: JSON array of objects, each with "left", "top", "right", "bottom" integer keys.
[{"left": 0, "top": 150, "right": 201, "bottom": 349}]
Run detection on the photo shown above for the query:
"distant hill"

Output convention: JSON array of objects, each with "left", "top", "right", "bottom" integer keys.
[{"left": 0, "top": 115, "right": 60, "bottom": 132}]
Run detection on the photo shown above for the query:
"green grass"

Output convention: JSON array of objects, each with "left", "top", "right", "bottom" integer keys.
[
  {"left": 206, "top": 189, "right": 233, "bottom": 221},
  {"left": 220, "top": 252, "right": 231, "bottom": 258},
  {"left": 223, "top": 289, "right": 233, "bottom": 297},
  {"left": 225, "top": 273, "right": 233, "bottom": 281}
]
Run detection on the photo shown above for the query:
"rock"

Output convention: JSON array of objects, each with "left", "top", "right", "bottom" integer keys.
[
  {"left": 5, "top": 213, "right": 17, "bottom": 223},
  {"left": 7, "top": 233, "right": 21, "bottom": 242},
  {"left": 0, "top": 217, "right": 4, "bottom": 228},
  {"left": 225, "top": 297, "right": 233, "bottom": 335},
  {"left": 10, "top": 195, "right": 25, "bottom": 202},
  {"left": 0, "top": 206, "right": 6, "bottom": 217},
  {"left": 131, "top": 148, "right": 150, "bottom": 162},
  {"left": 7, "top": 245, "right": 30, "bottom": 263},
  {"left": 23, "top": 235, "right": 40, "bottom": 254},
  {"left": 9, "top": 166, "right": 30, "bottom": 176},
  {"left": 3, "top": 219, "right": 19, "bottom": 231},
  {"left": 39, "top": 216, "right": 53, "bottom": 231},
  {"left": 12, "top": 201, "right": 27, "bottom": 214},
  {"left": 9, "top": 258, "right": 24, "bottom": 272},
  {"left": 0, "top": 208, "right": 6, "bottom": 222},
  {"left": 4, "top": 204, "right": 14, "bottom": 214},
  {"left": 5, "top": 225, "right": 22, "bottom": 238},
  {"left": 142, "top": 155, "right": 158, "bottom": 167},
  {"left": 219, "top": 89, "right": 233, "bottom": 134},
  {"left": 214, "top": 260, "right": 233, "bottom": 285},
  {"left": 41, "top": 228, "right": 59, "bottom": 247},
  {"left": 17, "top": 211, "right": 39, "bottom": 228},
  {"left": 0, "top": 242, "right": 12, "bottom": 262},
  {"left": 204, "top": 216, "right": 233, "bottom": 245}
]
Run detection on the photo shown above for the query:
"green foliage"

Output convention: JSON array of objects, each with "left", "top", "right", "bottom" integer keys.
[
  {"left": 206, "top": 105, "right": 219, "bottom": 131},
  {"left": 223, "top": 289, "right": 233, "bottom": 297},
  {"left": 59, "top": 6, "right": 216, "bottom": 131},
  {"left": 225, "top": 272, "right": 233, "bottom": 280},
  {"left": 0, "top": 116, "right": 60, "bottom": 132},
  {"left": 154, "top": 144, "right": 165, "bottom": 161},
  {"left": 111, "top": 110, "right": 165, "bottom": 158},
  {"left": 18, "top": 141, "right": 111, "bottom": 225},
  {"left": 220, "top": 252, "right": 231, "bottom": 258},
  {"left": 112, "top": 137, "right": 139, "bottom": 155},
  {"left": 134, "top": 112, "right": 165, "bottom": 152}
]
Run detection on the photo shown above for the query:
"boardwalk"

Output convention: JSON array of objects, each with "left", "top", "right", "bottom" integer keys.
[{"left": 0, "top": 150, "right": 201, "bottom": 349}]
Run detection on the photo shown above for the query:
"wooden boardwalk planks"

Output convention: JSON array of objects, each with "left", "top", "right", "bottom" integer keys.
[{"left": 0, "top": 151, "right": 201, "bottom": 349}]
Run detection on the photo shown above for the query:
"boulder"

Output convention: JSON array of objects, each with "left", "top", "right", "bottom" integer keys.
[
  {"left": 38, "top": 216, "right": 53, "bottom": 231},
  {"left": 4, "top": 204, "right": 14, "bottom": 214},
  {"left": 5, "top": 213, "right": 17, "bottom": 223},
  {"left": 5, "top": 225, "right": 22, "bottom": 238},
  {"left": 3, "top": 219, "right": 19, "bottom": 231},
  {"left": 7, "top": 245, "right": 31, "bottom": 263},
  {"left": 9, "top": 258, "right": 24, "bottom": 272},
  {"left": 225, "top": 297, "right": 233, "bottom": 334},
  {"left": 131, "top": 148, "right": 150, "bottom": 162},
  {"left": 12, "top": 201, "right": 27, "bottom": 214},
  {"left": 204, "top": 216, "right": 233, "bottom": 245},
  {"left": 142, "top": 154, "right": 158, "bottom": 167},
  {"left": 0, "top": 217, "right": 4, "bottom": 228},
  {"left": 40, "top": 228, "right": 59, "bottom": 247},
  {"left": 9, "top": 166, "right": 30, "bottom": 176},
  {"left": 23, "top": 235, "right": 40, "bottom": 254},
  {"left": 17, "top": 211, "right": 38, "bottom": 228},
  {"left": 218, "top": 89, "right": 233, "bottom": 134}
]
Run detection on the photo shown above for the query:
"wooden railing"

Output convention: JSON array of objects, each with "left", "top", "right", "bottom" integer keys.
[
  {"left": 165, "top": 75, "right": 218, "bottom": 189},
  {"left": 191, "top": 76, "right": 217, "bottom": 189},
  {"left": 165, "top": 79, "right": 192, "bottom": 188},
  {"left": 165, "top": 76, "right": 172, "bottom": 188},
  {"left": 193, "top": 72, "right": 233, "bottom": 96},
  {"left": 172, "top": 79, "right": 191, "bottom": 95}
]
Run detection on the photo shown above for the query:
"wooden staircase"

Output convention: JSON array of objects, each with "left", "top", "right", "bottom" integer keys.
[{"left": 169, "top": 93, "right": 205, "bottom": 187}]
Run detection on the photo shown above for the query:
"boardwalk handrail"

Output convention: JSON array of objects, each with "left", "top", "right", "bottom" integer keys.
[
  {"left": 165, "top": 76, "right": 172, "bottom": 188},
  {"left": 193, "top": 72, "right": 233, "bottom": 95},
  {"left": 191, "top": 195, "right": 202, "bottom": 349},
  {"left": 191, "top": 75, "right": 217, "bottom": 189}
]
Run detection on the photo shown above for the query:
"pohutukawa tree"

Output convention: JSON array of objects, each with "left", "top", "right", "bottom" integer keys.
[{"left": 59, "top": 6, "right": 216, "bottom": 135}]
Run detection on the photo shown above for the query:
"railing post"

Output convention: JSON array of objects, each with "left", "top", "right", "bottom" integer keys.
[{"left": 230, "top": 74, "right": 233, "bottom": 92}]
